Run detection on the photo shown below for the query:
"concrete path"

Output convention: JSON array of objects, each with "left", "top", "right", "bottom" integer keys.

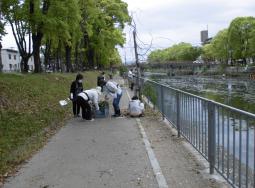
[
  {"left": 3, "top": 78, "right": 228, "bottom": 188},
  {"left": 3, "top": 89, "right": 157, "bottom": 188}
]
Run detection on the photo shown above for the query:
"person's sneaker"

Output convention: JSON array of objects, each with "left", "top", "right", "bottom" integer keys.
[
  {"left": 112, "top": 114, "right": 121, "bottom": 118},
  {"left": 88, "top": 118, "right": 95, "bottom": 121}
]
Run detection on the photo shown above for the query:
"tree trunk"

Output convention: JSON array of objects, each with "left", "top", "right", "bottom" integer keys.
[
  {"left": 56, "top": 41, "right": 61, "bottom": 72},
  {"left": 75, "top": 43, "right": 79, "bottom": 71},
  {"left": 20, "top": 56, "right": 30, "bottom": 73},
  {"left": 45, "top": 42, "right": 50, "bottom": 66},
  {"left": 32, "top": 33, "right": 43, "bottom": 73},
  {"left": 84, "top": 33, "right": 94, "bottom": 69},
  {"left": 243, "top": 58, "right": 247, "bottom": 66},
  {"left": 65, "top": 45, "right": 72, "bottom": 72},
  {"left": 23, "top": 57, "right": 29, "bottom": 73},
  {"left": 88, "top": 47, "right": 94, "bottom": 69},
  {"left": 0, "top": 42, "right": 3, "bottom": 72}
]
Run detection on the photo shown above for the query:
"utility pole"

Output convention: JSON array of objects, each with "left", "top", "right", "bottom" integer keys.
[
  {"left": 0, "top": 1, "right": 3, "bottom": 72},
  {"left": 133, "top": 30, "right": 141, "bottom": 99},
  {"left": 124, "top": 51, "right": 127, "bottom": 65}
]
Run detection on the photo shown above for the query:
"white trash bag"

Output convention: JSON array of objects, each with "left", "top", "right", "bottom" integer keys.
[{"left": 59, "top": 98, "right": 71, "bottom": 107}]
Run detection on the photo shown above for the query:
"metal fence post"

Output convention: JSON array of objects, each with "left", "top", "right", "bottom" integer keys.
[
  {"left": 176, "top": 92, "right": 181, "bottom": 137},
  {"left": 160, "top": 85, "right": 165, "bottom": 120},
  {"left": 208, "top": 101, "right": 216, "bottom": 174}
]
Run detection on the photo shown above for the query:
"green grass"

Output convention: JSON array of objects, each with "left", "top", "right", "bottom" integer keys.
[{"left": 0, "top": 72, "right": 98, "bottom": 178}]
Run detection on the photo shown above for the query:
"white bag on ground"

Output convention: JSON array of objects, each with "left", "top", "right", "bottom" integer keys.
[{"left": 59, "top": 98, "right": 71, "bottom": 106}]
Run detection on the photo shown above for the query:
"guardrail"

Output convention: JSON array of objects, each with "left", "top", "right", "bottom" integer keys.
[{"left": 136, "top": 77, "right": 255, "bottom": 188}]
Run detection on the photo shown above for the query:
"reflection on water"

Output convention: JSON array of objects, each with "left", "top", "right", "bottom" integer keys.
[{"left": 158, "top": 76, "right": 255, "bottom": 114}]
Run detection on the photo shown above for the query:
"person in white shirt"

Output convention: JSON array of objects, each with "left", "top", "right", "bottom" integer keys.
[
  {"left": 76, "top": 87, "right": 102, "bottom": 120},
  {"left": 103, "top": 75, "right": 122, "bottom": 117},
  {"left": 129, "top": 96, "right": 145, "bottom": 117},
  {"left": 128, "top": 69, "right": 133, "bottom": 78}
]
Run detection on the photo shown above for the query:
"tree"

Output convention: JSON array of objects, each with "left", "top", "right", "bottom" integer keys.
[
  {"left": 80, "top": 0, "right": 131, "bottom": 68},
  {"left": 0, "top": 14, "right": 6, "bottom": 72},
  {"left": 210, "top": 29, "right": 229, "bottom": 64},
  {"left": 27, "top": 0, "right": 81, "bottom": 72},
  {"left": 1, "top": 0, "right": 33, "bottom": 72},
  {"left": 148, "top": 42, "right": 201, "bottom": 63},
  {"left": 228, "top": 17, "right": 255, "bottom": 64},
  {"left": 201, "top": 44, "right": 214, "bottom": 62},
  {"left": 1, "top": 0, "right": 129, "bottom": 73},
  {"left": 249, "top": 25, "right": 255, "bottom": 61}
]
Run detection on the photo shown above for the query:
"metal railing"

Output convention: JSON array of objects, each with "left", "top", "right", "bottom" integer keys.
[{"left": 136, "top": 77, "right": 255, "bottom": 188}]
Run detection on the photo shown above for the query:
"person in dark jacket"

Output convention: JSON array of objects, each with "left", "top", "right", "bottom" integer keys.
[
  {"left": 70, "top": 73, "right": 84, "bottom": 117},
  {"left": 97, "top": 72, "right": 105, "bottom": 91}
]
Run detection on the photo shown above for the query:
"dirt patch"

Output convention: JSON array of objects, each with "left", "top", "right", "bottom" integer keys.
[{"left": 140, "top": 109, "right": 228, "bottom": 188}]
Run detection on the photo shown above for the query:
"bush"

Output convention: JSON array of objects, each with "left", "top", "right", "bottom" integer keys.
[
  {"left": 142, "top": 83, "right": 157, "bottom": 104},
  {"left": 119, "top": 66, "right": 128, "bottom": 77}
]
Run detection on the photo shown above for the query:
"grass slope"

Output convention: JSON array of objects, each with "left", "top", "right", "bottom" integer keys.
[{"left": 0, "top": 72, "right": 98, "bottom": 180}]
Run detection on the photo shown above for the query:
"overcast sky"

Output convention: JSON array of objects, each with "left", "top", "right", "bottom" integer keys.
[
  {"left": 2, "top": 0, "right": 255, "bottom": 63},
  {"left": 120, "top": 0, "right": 255, "bottom": 63}
]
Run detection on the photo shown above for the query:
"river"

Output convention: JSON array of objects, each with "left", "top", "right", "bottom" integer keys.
[
  {"left": 155, "top": 75, "right": 255, "bottom": 114},
  {"left": 145, "top": 74, "right": 255, "bottom": 178}
]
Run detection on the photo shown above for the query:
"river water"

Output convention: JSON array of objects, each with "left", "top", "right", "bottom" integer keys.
[
  {"left": 157, "top": 75, "right": 255, "bottom": 114},
  {"left": 147, "top": 75, "right": 255, "bottom": 177}
]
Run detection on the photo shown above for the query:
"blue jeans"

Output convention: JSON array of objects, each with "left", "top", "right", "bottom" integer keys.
[{"left": 113, "top": 93, "right": 122, "bottom": 115}]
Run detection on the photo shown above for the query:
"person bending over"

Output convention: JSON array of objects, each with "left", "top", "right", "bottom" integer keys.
[
  {"left": 103, "top": 75, "right": 122, "bottom": 117},
  {"left": 76, "top": 87, "right": 102, "bottom": 121}
]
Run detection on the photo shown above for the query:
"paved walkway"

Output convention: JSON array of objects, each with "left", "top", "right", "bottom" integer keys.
[
  {"left": 4, "top": 89, "right": 157, "bottom": 188},
  {"left": 3, "top": 79, "right": 228, "bottom": 188}
]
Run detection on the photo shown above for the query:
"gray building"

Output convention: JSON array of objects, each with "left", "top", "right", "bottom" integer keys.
[{"left": 201, "top": 30, "right": 208, "bottom": 44}]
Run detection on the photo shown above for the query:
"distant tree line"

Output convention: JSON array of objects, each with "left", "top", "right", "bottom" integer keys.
[
  {"left": 148, "top": 16, "right": 255, "bottom": 66},
  {"left": 148, "top": 42, "right": 201, "bottom": 63},
  {"left": 202, "top": 16, "right": 255, "bottom": 65},
  {"left": 0, "top": 0, "right": 131, "bottom": 73}
]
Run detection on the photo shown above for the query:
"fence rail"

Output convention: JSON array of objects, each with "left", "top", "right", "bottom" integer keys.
[{"left": 136, "top": 77, "right": 255, "bottom": 188}]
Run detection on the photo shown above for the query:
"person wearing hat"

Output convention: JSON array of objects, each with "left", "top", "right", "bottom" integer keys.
[
  {"left": 76, "top": 87, "right": 102, "bottom": 121},
  {"left": 70, "top": 73, "right": 84, "bottom": 117}
]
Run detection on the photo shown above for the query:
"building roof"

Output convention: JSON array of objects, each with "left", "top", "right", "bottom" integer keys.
[{"left": 2, "top": 48, "right": 19, "bottom": 53}]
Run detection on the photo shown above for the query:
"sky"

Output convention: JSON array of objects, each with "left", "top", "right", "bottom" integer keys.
[
  {"left": 120, "top": 0, "right": 255, "bottom": 63},
  {"left": 2, "top": 0, "right": 255, "bottom": 63}
]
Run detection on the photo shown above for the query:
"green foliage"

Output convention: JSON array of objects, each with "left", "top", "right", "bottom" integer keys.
[
  {"left": 42, "top": 0, "right": 82, "bottom": 48},
  {"left": 119, "top": 65, "right": 128, "bottom": 76},
  {"left": 149, "top": 16, "right": 255, "bottom": 65},
  {"left": 148, "top": 42, "right": 202, "bottom": 63},
  {"left": 0, "top": 72, "right": 98, "bottom": 176},
  {"left": 228, "top": 17, "right": 255, "bottom": 60},
  {"left": 202, "top": 29, "right": 229, "bottom": 63},
  {"left": 202, "top": 44, "right": 214, "bottom": 61},
  {"left": 202, "top": 16, "right": 255, "bottom": 64},
  {"left": 142, "top": 83, "right": 157, "bottom": 104},
  {"left": 80, "top": 0, "right": 131, "bottom": 67},
  {"left": 1, "top": 0, "right": 130, "bottom": 71}
]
